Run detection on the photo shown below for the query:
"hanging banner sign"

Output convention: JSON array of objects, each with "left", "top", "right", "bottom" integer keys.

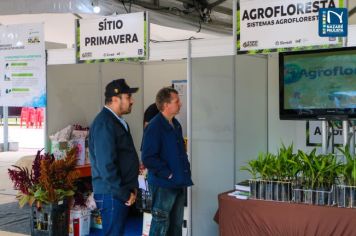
[
  {"left": 77, "top": 12, "right": 148, "bottom": 62},
  {"left": 238, "top": 0, "right": 344, "bottom": 52},
  {"left": 0, "top": 23, "right": 46, "bottom": 107}
]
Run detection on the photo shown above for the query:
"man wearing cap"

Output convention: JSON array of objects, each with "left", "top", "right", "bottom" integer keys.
[{"left": 89, "top": 78, "right": 139, "bottom": 236}]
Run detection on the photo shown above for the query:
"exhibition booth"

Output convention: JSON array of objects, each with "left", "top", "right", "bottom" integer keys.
[{"left": 2, "top": 0, "right": 356, "bottom": 235}]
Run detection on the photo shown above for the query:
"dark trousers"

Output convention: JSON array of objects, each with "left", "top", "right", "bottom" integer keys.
[
  {"left": 93, "top": 194, "right": 129, "bottom": 236},
  {"left": 149, "top": 185, "right": 185, "bottom": 236}
]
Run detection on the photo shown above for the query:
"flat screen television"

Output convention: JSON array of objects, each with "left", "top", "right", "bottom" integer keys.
[{"left": 279, "top": 47, "right": 356, "bottom": 120}]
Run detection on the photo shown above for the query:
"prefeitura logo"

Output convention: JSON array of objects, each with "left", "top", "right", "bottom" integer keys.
[{"left": 319, "top": 8, "right": 347, "bottom": 37}]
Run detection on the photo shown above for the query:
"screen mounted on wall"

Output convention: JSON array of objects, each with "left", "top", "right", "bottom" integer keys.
[{"left": 280, "top": 47, "right": 356, "bottom": 120}]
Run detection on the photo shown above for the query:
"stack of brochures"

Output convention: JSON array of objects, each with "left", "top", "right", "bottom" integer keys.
[{"left": 228, "top": 180, "right": 250, "bottom": 200}]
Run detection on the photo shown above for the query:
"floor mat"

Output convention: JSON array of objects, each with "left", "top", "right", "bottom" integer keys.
[{"left": 0, "top": 202, "right": 30, "bottom": 235}]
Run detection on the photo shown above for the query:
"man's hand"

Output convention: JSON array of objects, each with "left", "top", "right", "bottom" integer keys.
[{"left": 125, "top": 192, "right": 137, "bottom": 206}]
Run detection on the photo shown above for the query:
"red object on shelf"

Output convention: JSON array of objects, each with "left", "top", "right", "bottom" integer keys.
[
  {"left": 73, "top": 218, "right": 80, "bottom": 236},
  {"left": 75, "top": 164, "right": 91, "bottom": 178}
]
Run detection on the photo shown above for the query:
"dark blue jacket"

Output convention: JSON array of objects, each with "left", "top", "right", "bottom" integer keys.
[
  {"left": 89, "top": 108, "right": 139, "bottom": 202},
  {"left": 141, "top": 113, "right": 193, "bottom": 188}
]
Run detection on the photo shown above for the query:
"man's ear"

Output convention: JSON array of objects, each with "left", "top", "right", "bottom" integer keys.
[
  {"left": 162, "top": 102, "right": 168, "bottom": 111},
  {"left": 112, "top": 96, "right": 120, "bottom": 103}
]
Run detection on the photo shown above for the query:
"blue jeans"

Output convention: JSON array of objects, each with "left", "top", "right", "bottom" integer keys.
[
  {"left": 92, "top": 194, "right": 129, "bottom": 236},
  {"left": 149, "top": 185, "right": 185, "bottom": 236}
]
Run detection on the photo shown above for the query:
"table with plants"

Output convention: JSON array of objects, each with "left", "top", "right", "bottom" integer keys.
[{"left": 217, "top": 144, "right": 356, "bottom": 236}]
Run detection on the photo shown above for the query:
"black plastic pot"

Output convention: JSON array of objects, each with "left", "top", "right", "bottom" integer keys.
[
  {"left": 315, "top": 187, "right": 328, "bottom": 206},
  {"left": 337, "top": 185, "right": 356, "bottom": 208},
  {"left": 303, "top": 189, "right": 314, "bottom": 204},
  {"left": 249, "top": 180, "right": 259, "bottom": 199},
  {"left": 258, "top": 181, "right": 266, "bottom": 200},
  {"left": 293, "top": 188, "right": 303, "bottom": 203},
  {"left": 265, "top": 181, "right": 273, "bottom": 200},
  {"left": 273, "top": 182, "right": 281, "bottom": 201},
  {"left": 280, "top": 182, "right": 291, "bottom": 202}
]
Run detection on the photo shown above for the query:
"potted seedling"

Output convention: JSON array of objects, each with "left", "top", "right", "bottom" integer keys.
[
  {"left": 241, "top": 152, "right": 276, "bottom": 200},
  {"left": 337, "top": 146, "right": 356, "bottom": 208},
  {"left": 313, "top": 153, "right": 341, "bottom": 206},
  {"left": 259, "top": 153, "right": 276, "bottom": 200},
  {"left": 273, "top": 144, "right": 299, "bottom": 202},
  {"left": 240, "top": 158, "right": 260, "bottom": 199},
  {"left": 297, "top": 149, "right": 317, "bottom": 204}
]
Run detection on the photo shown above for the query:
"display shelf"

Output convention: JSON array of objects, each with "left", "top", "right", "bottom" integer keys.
[{"left": 75, "top": 164, "right": 91, "bottom": 178}]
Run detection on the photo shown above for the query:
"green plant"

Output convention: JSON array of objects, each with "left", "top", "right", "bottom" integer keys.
[
  {"left": 8, "top": 147, "right": 79, "bottom": 207},
  {"left": 298, "top": 149, "right": 341, "bottom": 190},
  {"left": 298, "top": 149, "right": 317, "bottom": 189},
  {"left": 241, "top": 152, "right": 276, "bottom": 180},
  {"left": 258, "top": 153, "right": 276, "bottom": 180},
  {"left": 314, "top": 153, "right": 341, "bottom": 189},
  {"left": 240, "top": 156, "right": 261, "bottom": 180},
  {"left": 275, "top": 144, "right": 300, "bottom": 181},
  {"left": 338, "top": 145, "right": 356, "bottom": 186},
  {"left": 241, "top": 144, "right": 301, "bottom": 181}
]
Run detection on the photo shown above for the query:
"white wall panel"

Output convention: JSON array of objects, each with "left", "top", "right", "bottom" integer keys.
[
  {"left": 47, "top": 63, "right": 100, "bottom": 138},
  {"left": 235, "top": 55, "right": 268, "bottom": 182},
  {"left": 191, "top": 56, "right": 235, "bottom": 236},
  {"left": 143, "top": 60, "right": 186, "bottom": 109}
]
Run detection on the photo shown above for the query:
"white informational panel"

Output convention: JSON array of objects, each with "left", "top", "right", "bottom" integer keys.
[
  {"left": 78, "top": 12, "right": 147, "bottom": 61},
  {"left": 0, "top": 23, "right": 46, "bottom": 107},
  {"left": 307, "top": 121, "right": 345, "bottom": 146},
  {"left": 173, "top": 80, "right": 187, "bottom": 137},
  {"left": 239, "top": 0, "right": 343, "bottom": 51}
]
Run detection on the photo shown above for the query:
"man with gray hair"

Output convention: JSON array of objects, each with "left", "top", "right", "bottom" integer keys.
[{"left": 141, "top": 87, "right": 193, "bottom": 236}]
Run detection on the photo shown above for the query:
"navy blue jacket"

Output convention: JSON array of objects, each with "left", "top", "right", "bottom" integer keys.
[
  {"left": 141, "top": 113, "right": 193, "bottom": 188},
  {"left": 89, "top": 108, "right": 139, "bottom": 202}
]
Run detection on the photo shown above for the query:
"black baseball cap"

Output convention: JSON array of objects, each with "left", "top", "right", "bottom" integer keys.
[{"left": 105, "top": 78, "right": 139, "bottom": 98}]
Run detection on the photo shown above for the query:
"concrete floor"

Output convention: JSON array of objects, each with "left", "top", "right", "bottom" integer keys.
[
  {"left": 0, "top": 125, "right": 44, "bottom": 236},
  {"left": 0, "top": 232, "right": 29, "bottom": 236},
  {"left": 0, "top": 126, "right": 44, "bottom": 149},
  {"left": 0, "top": 150, "right": 37, "bottom": 236}
]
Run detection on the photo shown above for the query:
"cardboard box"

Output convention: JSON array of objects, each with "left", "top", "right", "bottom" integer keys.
[{"left": 69, "top": 208, "right": 91, "bottom": 236}]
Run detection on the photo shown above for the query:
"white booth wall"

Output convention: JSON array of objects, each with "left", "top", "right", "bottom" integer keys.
[
  {"left": 191, "top": 56, "right": 235, "bottom": 236},
  {"left": 190, "top": 54, "right": 268, "bottom": 236},
  {"left": 47, "top": 62, "right": 143, "bottom": 152},
  {"left": 47, "top": 64, "right": 101, "bottom": 137},
  {"left": 235, "top": 55, "right": 268, "bottom": 182},
  {"left": 143, "top": 60, "right": 187, "bottom": 110}
]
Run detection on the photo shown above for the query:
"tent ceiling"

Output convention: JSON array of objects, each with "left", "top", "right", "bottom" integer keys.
[
  {"left": 1, "top": 0, "right": 356, "bottom": 40},
  {"left": 0, "top": 13, "right": 226, "bottom": 48},
  {"left": 0, "top": 0, "right": 233, "bottom": 34}
]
